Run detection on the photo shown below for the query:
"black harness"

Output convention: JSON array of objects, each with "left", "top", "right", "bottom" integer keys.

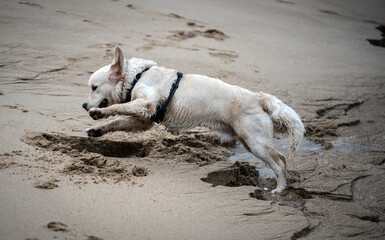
[
  {"left": 125, "top": 67, "right": 150, "bottom": 103},
  {"left": 125, "top": 67, "right": 183, "bottom": 124}
]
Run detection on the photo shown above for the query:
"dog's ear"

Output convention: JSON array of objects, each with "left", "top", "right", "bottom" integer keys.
[{"left": 109, "top": 47, "right": 124, "bottom": 84}]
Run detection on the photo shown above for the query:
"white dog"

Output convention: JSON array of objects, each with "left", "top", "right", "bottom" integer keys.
[{"left": 82, "top": 47, "right": 305, "bottom": 193}]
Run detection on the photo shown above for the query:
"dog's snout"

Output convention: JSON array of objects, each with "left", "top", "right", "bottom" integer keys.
[{"left": 82, "top": 102, "right": 88, "bottom": 111}]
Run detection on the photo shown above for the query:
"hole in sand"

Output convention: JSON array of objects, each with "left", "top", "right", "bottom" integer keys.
[
  {"left": 367, "top": 25, "right": 385, "bottom": 48},
  {"left": 25, "top": 132, "right": 152, "bottom": 158},
  {"left": 22, "top": 131, "right": 234, "bottom": 165}
]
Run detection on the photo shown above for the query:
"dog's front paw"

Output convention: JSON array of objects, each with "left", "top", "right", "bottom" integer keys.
[
  {"left": 86, "top": 127, "right": 103, "bottom": 137},
  {"left": 89, "top": 108, "right": 106, "bottom": 120}
]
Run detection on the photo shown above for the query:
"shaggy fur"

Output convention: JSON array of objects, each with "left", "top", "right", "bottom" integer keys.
[{"left": 82, "top": 47, "right": 305, "bottom": 193}]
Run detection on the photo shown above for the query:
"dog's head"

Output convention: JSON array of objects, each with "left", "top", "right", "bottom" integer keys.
[{"left": 82, "top": 47, "right": 126, "bottom": 111}]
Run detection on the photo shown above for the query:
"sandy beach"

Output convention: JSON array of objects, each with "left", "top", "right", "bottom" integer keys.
[{"left": 1, "top": 0, "right": 385, "bottom": 239}]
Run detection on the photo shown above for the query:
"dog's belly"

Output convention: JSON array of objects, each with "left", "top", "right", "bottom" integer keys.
[
  {"left": 163, "top": 118, "right": 236, "bottom": 143},
  {"left": 215, "top": 124, "right": 237, "bottom": 143}
]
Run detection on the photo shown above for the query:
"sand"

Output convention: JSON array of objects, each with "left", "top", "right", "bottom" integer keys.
[{"left": 1, "top": 0, "right": 385, "bottom": 239}]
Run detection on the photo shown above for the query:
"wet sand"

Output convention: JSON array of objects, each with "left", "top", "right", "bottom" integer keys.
[{"left": 1, "top": 0, "right": 385, "bottom": 239}]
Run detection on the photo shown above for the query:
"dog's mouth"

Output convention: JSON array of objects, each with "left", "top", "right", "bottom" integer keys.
[{"left": 98, "top": 99, "right": 108, "bottom": 108}]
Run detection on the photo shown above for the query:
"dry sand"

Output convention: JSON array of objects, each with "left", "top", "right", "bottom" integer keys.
[{"left": 1, "top": 0, "right": 385, "bottom": 239}]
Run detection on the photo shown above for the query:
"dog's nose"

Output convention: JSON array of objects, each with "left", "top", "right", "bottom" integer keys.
[{"left": 82, "top": 103, "right": 88, "bottom": 110}]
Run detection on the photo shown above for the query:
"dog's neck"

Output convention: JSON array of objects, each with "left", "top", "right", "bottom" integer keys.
[{"left": 118, "top": 57, "right": 157, "bottom": 103}]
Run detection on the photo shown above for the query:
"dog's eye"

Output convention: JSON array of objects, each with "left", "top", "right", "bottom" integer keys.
[{"left": 92, "top": 86, "right": 98, "bottom": 91}]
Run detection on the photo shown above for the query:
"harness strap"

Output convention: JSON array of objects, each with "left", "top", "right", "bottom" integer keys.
[
  {"left": 125, "top": 67, "right": 150, "bottom": 102},
  {"left": 150, "top": 71, "right": 183, "bottom": 123}
]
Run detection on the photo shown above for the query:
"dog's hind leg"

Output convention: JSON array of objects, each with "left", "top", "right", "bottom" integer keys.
[
  {"left": 235, "top": 113, "right": 287, "bottom": 194},
  {"left": 86, "top": 117, "right": 154, "bottom": 137},
  {"left": 276, "top": 151, "right": 286, "bottom": 167}
]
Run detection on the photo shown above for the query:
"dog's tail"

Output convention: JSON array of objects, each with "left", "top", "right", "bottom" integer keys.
[{"left": 258, "top": 92, "right": 305, "bottom": 151}]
